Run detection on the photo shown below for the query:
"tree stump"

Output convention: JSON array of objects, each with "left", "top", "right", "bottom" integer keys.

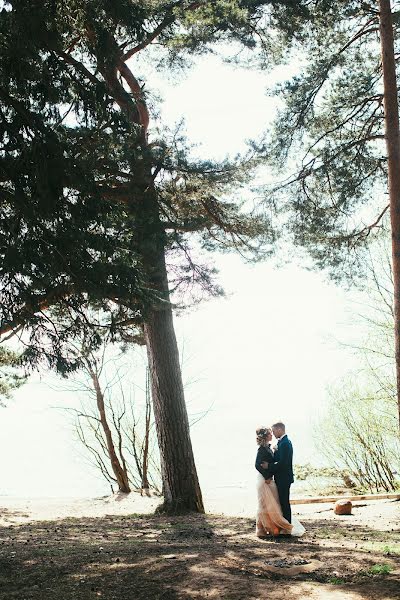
[{"left": 334, "top": 500, "right": 352, "bottom": 515}]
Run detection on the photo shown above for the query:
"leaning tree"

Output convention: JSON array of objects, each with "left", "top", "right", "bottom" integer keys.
[{"left": 0, "top": 0, "right": 312, "bottom": 511}]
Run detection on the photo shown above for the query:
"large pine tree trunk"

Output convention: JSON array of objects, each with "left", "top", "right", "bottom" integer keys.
[
  {"left": 98, "top": 46, "right": 204, "bottom": 510},
  {"left": 137, "top": 173, "right": 204, "bottom": 513},
  {"left": 144, "top": 300, "right": 204, "bottom": 513},
  {"left": 378, "top": 0, "right": 400, "bottom": 430}
]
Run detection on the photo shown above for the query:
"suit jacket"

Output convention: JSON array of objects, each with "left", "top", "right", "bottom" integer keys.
[
  {"left": 265, "top": 436, "right": 294, "bottom": 485},
  {"left": 255, "top": 444, "right": 274, "bottom": 479}
]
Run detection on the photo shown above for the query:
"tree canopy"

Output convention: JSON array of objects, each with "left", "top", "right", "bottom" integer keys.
[
  {"left": 0, "top": 0, "right": 313, "bottom": 370},
  {"left": 1, "top": 0, "right": 319, "bottom": 512},
  {"left": 263, "top": 0, "right": 394, "bottom": 280}
]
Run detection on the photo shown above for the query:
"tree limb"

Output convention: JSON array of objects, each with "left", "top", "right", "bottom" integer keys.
[{"left": 121, "top": 1, "right": 203, "bottom": 61}]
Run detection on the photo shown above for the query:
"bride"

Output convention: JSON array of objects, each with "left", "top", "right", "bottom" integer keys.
[{"left": 255, "top": 426, "right": 305, "bottom": 538}]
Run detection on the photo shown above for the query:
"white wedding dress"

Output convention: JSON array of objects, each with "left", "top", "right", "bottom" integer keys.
[{"left": 256, "top": 473, "right": 305, "bottom": 537}]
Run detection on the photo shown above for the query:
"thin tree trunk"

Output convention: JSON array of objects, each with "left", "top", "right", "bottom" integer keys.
[
  {"left": 378, "top": 0, "right": 400, "bottom": 430},
  {"left": 89, "top": 366, "right": 131, "bottom": 493},
  {"left": 141, "top": 366, "right": 151, "bottom": 491}
]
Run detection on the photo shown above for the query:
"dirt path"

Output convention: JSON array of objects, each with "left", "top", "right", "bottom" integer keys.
[{"left": 0, "top": 497, "right": 399, "bottom": 599}]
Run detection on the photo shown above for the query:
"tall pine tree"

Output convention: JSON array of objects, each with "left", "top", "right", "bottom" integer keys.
[
  {"left": 0, "top": 0, "right": 311, "bottom": 511},
  {"left": 262, "top": 0, "right": 400, "bottom": 428}
]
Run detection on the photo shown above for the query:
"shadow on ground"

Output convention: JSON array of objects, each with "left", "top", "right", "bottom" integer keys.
[{"left": 0, "top": 512, "right": 399, "bottom": 599}]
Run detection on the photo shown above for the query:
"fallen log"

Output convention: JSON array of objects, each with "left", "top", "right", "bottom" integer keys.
[{"left": 291, "top": 492, "right": 400, "bottom": 505}]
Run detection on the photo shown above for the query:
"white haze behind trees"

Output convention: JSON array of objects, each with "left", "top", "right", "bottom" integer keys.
[{"left": 0, "top": 54, "right": 370, "bottom": 503}]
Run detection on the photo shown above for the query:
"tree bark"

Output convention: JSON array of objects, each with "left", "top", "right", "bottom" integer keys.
[
  {"left": 144, "top": 312, "right": 204, "bottom": 511},
  {"left": 89, "top": 366, "right": 131, "bottom": 493},
  {"left": 137, "top": 172, "right": 204, "bottom": 513},
  {"left": 144, "top": 304, "right": 204, "bottom": 513},
  {"left": 378, "top": 0, "right": 400, "bottom": 430}
]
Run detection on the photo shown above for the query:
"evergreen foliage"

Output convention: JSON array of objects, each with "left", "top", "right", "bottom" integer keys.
[
  {"left": 263, "top": 0, "right": 393, "bottom": 281},
  {"left": 0, "top": 0, "right": 311, "bottom": 370},
  {"left": 0, "top": 346, "right": 26, "bottom": 406},
  {"left": 0, "top": 0, "right": 319, "bottom": 513}
]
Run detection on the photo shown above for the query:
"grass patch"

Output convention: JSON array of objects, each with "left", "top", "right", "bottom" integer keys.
[
  {"left": 327, "top": 577, "right": 345, "bottom": 584},
  {"left": 366, "top": 564, "right": 393, "bottom": 576}
]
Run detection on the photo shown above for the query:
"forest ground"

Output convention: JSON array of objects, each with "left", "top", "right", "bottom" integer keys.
[{"left": 0, "top": 495, "right": 399, "bottom": 599}]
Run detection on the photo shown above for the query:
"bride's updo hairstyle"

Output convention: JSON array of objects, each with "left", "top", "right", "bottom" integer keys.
[{"left": 256, "top": 426, "right": 272, "bottom": 446}]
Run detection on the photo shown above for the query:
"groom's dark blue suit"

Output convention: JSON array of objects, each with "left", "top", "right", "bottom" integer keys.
[{"left": 262, "top": 435, "right": 294, "bottom": 523}]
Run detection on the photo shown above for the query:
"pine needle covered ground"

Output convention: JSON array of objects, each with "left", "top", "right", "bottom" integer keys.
[{"left": 0, "top": 499, "right": 399, "bottom": 599}]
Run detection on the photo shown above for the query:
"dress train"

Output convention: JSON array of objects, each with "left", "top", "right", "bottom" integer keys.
[{"left": 256, "top": 473, "right": 305, "bottom": 537}]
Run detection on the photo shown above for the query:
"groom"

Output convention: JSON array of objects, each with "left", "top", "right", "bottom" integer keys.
[{"left": 261, "top": 422, "right": 294, "bottom": 523}]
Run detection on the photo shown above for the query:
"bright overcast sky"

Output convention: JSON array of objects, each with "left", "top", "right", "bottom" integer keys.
[{"left": 0, "top": 53, "right": 362, "bottom": 502}]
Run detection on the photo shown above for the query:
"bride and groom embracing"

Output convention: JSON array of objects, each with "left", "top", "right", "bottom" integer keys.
[{"left": 255, "top": 422, "right": 305, "bottom": 538}]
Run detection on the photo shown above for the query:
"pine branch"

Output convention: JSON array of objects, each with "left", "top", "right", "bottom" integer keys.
[
  {"left": 0, "top": 285, "right": 74, "bottom": 337},
  {"left": 291, "top": 18, "right": 379, "bottom": 130},
  {"left": 327, "top": 204, "right": 390, "bottom": 246},
  {"left": 121, "top": 1, "right": 204, "bottom": 61},
  {"left": 49, "top": 47, "right": 101, "bottom": 86},
  {"left": 0, "top": 89, "right": 48, "bottom": 135},
  {"left": 116, "top": 58, "right": 150, "bottom": 134}
]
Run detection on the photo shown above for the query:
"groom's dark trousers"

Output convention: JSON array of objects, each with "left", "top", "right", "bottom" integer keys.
[
  {"left": 275, "top": 478, "right": 292, "bottom": 524},
  {"left": 266, "top": 436, "right": 294, "bottom": 523}
]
